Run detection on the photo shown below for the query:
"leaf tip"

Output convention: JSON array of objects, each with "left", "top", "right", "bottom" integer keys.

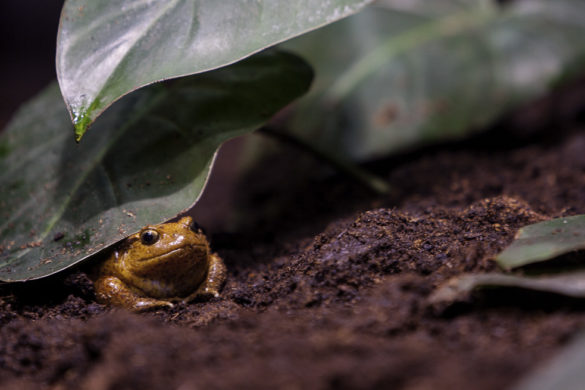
[
  {"left": 71, "top": 100, "right": 99, "bottom": 142},
  {"left": 74, "top": 128, "right": 84, "bottom": 143},
  {"left": 73, "top": 109, "right": 90, "bottom": 141}
]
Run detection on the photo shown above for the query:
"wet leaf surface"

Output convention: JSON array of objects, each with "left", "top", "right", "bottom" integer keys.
[{"left": 56, "top": 0, "right": 371, "bottom": 140}]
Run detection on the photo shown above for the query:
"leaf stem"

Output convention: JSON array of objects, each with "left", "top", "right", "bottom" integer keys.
[{"left": 259, "top": 126, "right": 391, "bottom": 195}]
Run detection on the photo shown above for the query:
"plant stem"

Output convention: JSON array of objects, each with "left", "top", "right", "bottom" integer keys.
[{"left": 259, "top": 126, "right": 391, "bottom": 195}]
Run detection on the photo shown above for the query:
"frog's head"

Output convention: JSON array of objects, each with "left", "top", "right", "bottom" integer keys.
[{"left": 116, "top": 216, "right": 210, "bottom": 290}]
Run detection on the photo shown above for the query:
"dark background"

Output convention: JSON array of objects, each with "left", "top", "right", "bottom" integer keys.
[{"left": 0, "top": 1, "right": 65, "bottom": 129}]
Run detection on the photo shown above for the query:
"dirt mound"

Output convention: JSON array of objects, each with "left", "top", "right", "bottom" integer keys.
[{"left": 2, "top": 119, "right": 585, "bottom": 388}]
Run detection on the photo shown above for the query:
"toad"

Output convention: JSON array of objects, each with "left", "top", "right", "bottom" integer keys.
[{"left": 92, "top": 216, "right": 226, "bottom": 311}]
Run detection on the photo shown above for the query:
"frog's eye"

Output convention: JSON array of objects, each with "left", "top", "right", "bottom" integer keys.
[{"left": 140, "top": 229, "right": 159, "bottom": 245}]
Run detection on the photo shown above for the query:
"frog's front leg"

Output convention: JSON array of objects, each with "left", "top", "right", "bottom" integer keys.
[
  {"left": 95, "top": 276, "right": 174, "bottom": 311},
  {"left": 183, "top": 253, "right": 227, "bottom": 302}
]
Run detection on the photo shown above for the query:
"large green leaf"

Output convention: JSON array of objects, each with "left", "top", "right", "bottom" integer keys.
[
  {"left": 496, "top": 215, "right": 585, "bottom": 270},
  {"left": 282, "top": 0, "right": 585, "bottom": 160},
  {"left": 0, "top": 50, "right": 312, "bottom": 282},
  {"left": 56, "top": 0, "right": 372, "bottom": 140}
]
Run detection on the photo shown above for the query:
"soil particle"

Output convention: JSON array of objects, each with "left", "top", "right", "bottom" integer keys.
[{"left": 3, "top": 109, "right": 585, "bottom": 388}]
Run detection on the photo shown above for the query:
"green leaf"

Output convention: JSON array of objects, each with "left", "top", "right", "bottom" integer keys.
[
  {"left": 0, "top": 50, "right": 312, "bottom": 282},
  {"left": 56, "top": 0, "right": 372, "bottom": 140},
  {"left": 429, "top": 271, "right": 585, "bottom": 305},
  {"left": 496, "top": 215, "right": 585, "bottom": 270},
  {"left": 282, "top": 0, "right": 585, "bottom": 160},
  {"left": 512, "top": 333, "right": 585, "bottom": 390}
]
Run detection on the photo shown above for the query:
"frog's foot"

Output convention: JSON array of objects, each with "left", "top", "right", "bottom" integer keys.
[
  {"left": 181, "top": 283, "right": 220, "bottom": 303},
  {"left": 95, "top": 276, "right": 174, "bottom": 312},
  {"left": 182, "top": 253, "right": 226, "bottom": 303},
  {"left": 132, "top": 299, "right": 174, "bottom": 312}
]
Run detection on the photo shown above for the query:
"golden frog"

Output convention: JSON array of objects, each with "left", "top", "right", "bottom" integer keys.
[{"left": 92, "top": 216, "right": 226, "bottom": 311}]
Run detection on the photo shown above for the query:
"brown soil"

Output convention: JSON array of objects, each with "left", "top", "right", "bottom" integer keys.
[{"left": 2, "top": 80, "right": 585, "bottom": 389}]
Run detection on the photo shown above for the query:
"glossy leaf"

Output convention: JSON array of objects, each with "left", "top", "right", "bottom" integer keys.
[
  {"left": 282, "top": 0, "right": 585, "bottom": 160},
  {"left": 496, "top": 215, "right": 585, "bottom": 270},
  {"left": 0, "top": 50, "right": 312, "bottom": 281},
  {"left": 56, "top": 0, "right": 372, "bottom": 140},
  {"left": 429, "top": 271, "right": 585, "bottom": 305}
]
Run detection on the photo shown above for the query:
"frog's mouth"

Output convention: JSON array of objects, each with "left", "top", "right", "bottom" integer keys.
[{"left": 139, "top": 244, "right": 206, "bottom": 263}]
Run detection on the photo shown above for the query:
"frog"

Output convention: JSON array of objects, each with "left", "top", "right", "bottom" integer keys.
[{"left": 92, "top": 216, "right": 226, "bottom": 311}]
